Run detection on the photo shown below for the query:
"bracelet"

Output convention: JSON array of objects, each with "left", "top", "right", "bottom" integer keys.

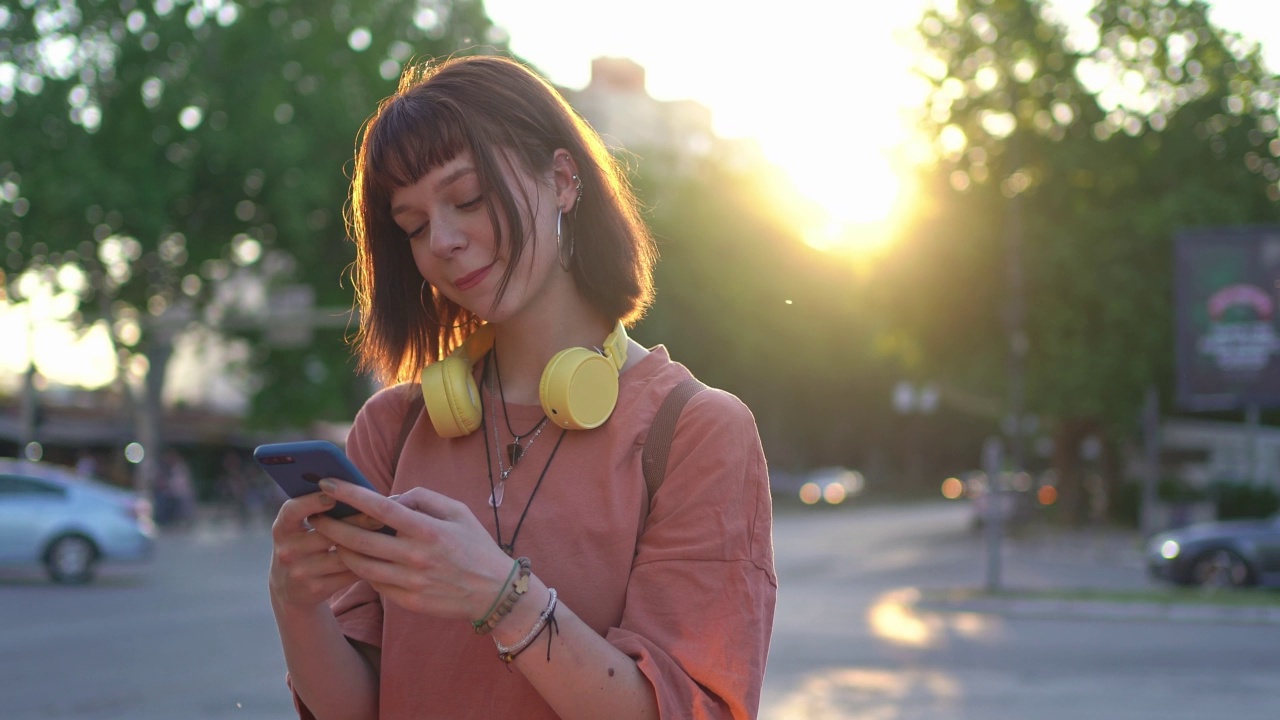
[
  {"left": 495, "top": 587, "right": 559, "bottom": 664},
  {"left": 471, "top": 558, "right": 520, "bottom": 633},
  {"left": 472, "top": 556, "right": 531, "bottom": 635}
]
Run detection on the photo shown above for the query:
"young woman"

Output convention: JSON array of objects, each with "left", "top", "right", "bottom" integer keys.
[{"left": 268, "top": 54, "right": 776, "bottom": 720}]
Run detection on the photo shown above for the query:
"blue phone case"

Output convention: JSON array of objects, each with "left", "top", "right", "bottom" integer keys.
[{"left": 253, "top": 440, "right": 376, "bottom": 521}]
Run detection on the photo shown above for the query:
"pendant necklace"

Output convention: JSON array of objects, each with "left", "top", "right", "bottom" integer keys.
[
  {"left": 486, "top": 346, "right": 550, "bottom": 507},
  {"left": 481, "top": 368, "right": 568, "bottom": 556}
]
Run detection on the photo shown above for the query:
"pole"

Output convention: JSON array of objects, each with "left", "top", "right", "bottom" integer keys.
[
  {"left": 983, "top": 436, "right": 1005, "bottom": 593},
  {"left": 1246, "top": 401, "right": 1261, "bottom": 487}
]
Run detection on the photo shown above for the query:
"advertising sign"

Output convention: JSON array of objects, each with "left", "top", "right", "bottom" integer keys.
[{"left": 1175, "top": 227, "right": 1280, "bottom": 411}]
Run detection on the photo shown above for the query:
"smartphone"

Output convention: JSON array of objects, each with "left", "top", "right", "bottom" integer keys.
[{"left": 253, "top": 440, "right": 395, "bottom": 533}]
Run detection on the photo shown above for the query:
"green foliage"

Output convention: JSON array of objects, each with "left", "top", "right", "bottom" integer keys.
[
  {"left": 1211, "top": 480, "right": 1280, "bottom": 519},
  {"left": 635, "top": 162, "right": 903, "bottom": 471},
  {"left": 0, "top": 0, "right": 504, "bottom": 427},
  {"left": 892, "top": 0, "right": 1280, "bottom": 453}
]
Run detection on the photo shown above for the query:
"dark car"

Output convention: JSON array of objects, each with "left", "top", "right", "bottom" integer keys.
[{"left": 1146, "top": 515, "right": 1280, "bottom": 588}]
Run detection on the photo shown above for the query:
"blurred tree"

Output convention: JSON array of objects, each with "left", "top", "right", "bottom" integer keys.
[
  {"left": 886, "top": 0, "right": 1280, "bottom": 522},
  {"left": 0, "top": 0, "right": 502, "bottom": 491},
  {"left": 635, "top": 157, "right": 908, "bottom": 480}
]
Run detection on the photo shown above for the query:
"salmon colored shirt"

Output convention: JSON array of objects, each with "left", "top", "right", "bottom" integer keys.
[{"left": 294, "top": 347, "right": 777, "bottom": 719}]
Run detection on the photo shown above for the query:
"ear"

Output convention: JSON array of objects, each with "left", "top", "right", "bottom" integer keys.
[{"left": 551, "top": 149, "right": 582, "bottom": 213}]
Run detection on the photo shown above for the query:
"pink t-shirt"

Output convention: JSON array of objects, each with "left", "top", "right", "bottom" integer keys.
[{"left": 297, "top": 347, "right": 776, "bottom": 719}]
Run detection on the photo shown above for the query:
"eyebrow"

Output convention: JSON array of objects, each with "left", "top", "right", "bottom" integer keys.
[{"left": 390, "top": 165, "right": 477, "bottom": 216}]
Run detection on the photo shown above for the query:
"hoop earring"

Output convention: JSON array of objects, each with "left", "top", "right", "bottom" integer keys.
[{"left": 556, "top": 208, "right": 573, "bottom": 271}]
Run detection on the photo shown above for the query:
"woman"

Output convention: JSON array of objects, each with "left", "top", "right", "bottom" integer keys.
[{"left": 269, "top": 54, "right": 776, "bottom": 719}]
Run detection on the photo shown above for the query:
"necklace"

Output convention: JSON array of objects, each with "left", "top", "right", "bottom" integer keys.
[
  {"left": 482, "top": 395, "right": 567, "bottom": 556},
  {"left": 491, "top": 345, "right": 550, "bottom": 469},
  {"left": 484, "top": 354, "right": 551, "bottom": 507}
]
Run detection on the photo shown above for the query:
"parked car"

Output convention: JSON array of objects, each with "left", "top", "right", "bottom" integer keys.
[
  {"left": 0, "top": 459, "right": 155, "bottom": 583},
  {"left": 771, "top": 466, "right": 865, "bottom": 506},
  {"left": 1146, "top": 514, "right": 1280, "bottom": 588}
]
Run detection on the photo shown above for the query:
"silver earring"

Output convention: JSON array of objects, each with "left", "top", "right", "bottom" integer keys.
[{"left": 556, "top": 207, "right": 573, "bottom": 271}]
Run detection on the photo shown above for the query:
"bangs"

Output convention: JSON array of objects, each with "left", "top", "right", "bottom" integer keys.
[{"left": 365, "top": 95, "right": 470, "bottom": 192}]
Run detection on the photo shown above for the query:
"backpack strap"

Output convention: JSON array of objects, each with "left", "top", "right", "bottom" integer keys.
[
  {"left": 642, "top": 377, "right": 707, "bottom": 506},
  {"left": 392, "top": 385, "right": 425, "bottom": 481}
]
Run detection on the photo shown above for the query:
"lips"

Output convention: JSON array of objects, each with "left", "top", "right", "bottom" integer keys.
[{"left": 453, "top": 262, "right": 494, "bottom": 291}]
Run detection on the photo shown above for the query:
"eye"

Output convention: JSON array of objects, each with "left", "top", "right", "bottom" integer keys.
[
  {"left": 457, "top": 195, "right": 484, "bottom": 210},
  {"left": 405, "top": 221, "right": 428, "bottom": 240}
]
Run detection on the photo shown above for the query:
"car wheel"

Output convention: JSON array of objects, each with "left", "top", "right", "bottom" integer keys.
[
  {"left": 45, "top": 534, "right": 98, "bottom": 584},
  {"left": 1190, "top": 548, "right": 1252, "bottom": 588}
]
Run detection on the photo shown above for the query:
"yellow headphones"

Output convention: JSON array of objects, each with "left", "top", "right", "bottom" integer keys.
[{"left": 420, "top": 321, "right": 629, "bottom": 437}]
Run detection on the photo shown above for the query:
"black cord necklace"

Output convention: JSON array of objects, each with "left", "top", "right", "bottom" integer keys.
[
  {"left": 481, "top": 352, "right": 567, "bottom": 556},
  {"left": 492, "top": 344, "right": 550, "bottom": 467}
]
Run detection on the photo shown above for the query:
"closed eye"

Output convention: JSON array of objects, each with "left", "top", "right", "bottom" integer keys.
[
  {"left": 458, "top": 195, "right": 484, "bottom": 210},
  {"left": 406, "top": 222, "right": 429, "bottom": 240}
]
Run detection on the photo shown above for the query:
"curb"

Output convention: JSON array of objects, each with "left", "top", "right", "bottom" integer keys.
[{"left": 911, "top": 594, "right": 1280, "bottom": 626}]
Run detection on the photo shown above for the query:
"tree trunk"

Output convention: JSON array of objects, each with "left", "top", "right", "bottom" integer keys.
[{"left": 1051, "top": 418, "right": 1100, "bottom": 526}]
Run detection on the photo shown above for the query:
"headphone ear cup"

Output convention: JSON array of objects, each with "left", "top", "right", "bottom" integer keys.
[
  {"left": 421, "top": 355, "right": 483, "bottom": 438},
  {"left": 539, "top": 347, "right": 620, "bottom": 430}
]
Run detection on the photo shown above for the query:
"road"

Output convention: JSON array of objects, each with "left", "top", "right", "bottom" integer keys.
[{"left": 0, "top": 501, "right": 1274, "bottom": 719}]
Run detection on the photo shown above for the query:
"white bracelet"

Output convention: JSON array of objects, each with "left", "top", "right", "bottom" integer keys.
[{"left": 495, "top": 587, "right": 558, "bottom": 663}]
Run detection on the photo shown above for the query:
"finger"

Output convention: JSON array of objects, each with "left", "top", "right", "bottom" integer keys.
[
  {"left": 273, "top": 493, "right": 338, "bottom": 537},
  {"left": 393, "top": 486, "right": 472, "bottom": 522},
  {"left": 311, "top": 513, "right": 401, "bottom": 557},
  {"left": 317, "top": 478, "right": 438, "bottom": 532},
  {"left": 341, "top": 512, "right": 389, "bottom": 533}
]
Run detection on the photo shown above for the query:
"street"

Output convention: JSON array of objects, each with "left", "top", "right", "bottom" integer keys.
[{"left": 1, "top": 501, "right": 1275, "bottom": 719}]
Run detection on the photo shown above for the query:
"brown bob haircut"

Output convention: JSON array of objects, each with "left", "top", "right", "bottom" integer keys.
[{"left": 347, "top": 54, "right": 657, "bottom": 384}]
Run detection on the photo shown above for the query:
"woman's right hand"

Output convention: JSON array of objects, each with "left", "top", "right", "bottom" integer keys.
[{"left": 269, "top": 492, "right": 362, "bottom": 608}]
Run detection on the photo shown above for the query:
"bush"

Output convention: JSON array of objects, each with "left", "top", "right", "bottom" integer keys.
[{"left": 1210, "top": 481, "right": 1280, "bottom": 520}]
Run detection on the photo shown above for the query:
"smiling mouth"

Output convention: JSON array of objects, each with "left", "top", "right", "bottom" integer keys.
[{"left": 454, "top": 262, "right": 494, "bottom": 291}]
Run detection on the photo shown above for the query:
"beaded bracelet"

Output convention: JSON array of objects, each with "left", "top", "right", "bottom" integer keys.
[
  {"left": 472, "top": 556, "right": 531, "bottom": 635},
  {"left": 495, "top": 587, "right": 559, "bottom": 664}
]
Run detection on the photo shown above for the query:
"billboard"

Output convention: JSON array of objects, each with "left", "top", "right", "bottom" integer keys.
[{"left": 1175, "top": 227, "right": 1280, "bottom": 411}]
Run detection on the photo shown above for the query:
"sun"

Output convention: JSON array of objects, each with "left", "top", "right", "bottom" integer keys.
[{"left": 777, "top": 146, "right": 909, "bottom": 255}]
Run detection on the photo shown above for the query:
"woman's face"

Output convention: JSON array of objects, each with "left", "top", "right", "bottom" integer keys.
[{"left": 390, "top": 150, "right": 568, "bottom": 324}]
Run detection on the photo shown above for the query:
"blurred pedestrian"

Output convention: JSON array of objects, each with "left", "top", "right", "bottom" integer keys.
[
  {"left": 155, "top": 449, "right": 196, "bottom": 528},
  {"left": 267, "top": 55, "right": 776, "bottom": 719}
]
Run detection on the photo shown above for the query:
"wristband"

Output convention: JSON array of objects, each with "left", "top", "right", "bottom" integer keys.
[{"left": 473, "top": 556, "right": 530, "bottom": 635}]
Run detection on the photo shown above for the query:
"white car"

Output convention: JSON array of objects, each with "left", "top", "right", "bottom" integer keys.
[{"left": 0, "top": 459, "right": 156, "bottom": 583}]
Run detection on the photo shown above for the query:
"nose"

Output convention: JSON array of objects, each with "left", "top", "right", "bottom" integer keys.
[{"left": 428, "top": 218, "right": 467, "bottom": 258}]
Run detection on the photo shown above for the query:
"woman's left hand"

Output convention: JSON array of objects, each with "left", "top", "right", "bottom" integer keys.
[{"left": 309, "top": 480, "right": 514, "bottom": 622}]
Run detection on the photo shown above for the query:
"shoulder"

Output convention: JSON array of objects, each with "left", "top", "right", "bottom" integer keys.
[
  {"left": 358, "top": 382, "right": 419, "bottom": 420},
  {"left": 627, "top": 346, "right": 758, "bottom": 438},
  {"left": 346, "top": 383, "right": 421, "bottom": 492}
]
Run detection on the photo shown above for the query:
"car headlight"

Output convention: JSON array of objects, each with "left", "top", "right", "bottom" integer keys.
[{"left": 1159, "top": 540, "right": 1180, "bottom": 560}]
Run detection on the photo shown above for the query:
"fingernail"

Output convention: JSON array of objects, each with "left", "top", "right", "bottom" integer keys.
[
  {"left": 317, "top": 494, "right": 336, "bottom": 506},
  {"left": 317, "top": 478, "right": 336, "bottom": 492}
]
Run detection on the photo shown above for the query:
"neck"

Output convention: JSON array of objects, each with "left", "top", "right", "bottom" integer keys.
[{"left": 488, "top": 306, "right": 613, "bottom": 407}]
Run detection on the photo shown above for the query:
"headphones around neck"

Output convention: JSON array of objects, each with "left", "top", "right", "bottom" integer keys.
[{"left": 420, "top": 321, "right": 630, "bottom": 437}]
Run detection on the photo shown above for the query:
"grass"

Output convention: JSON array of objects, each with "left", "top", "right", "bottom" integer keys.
[{"left": 921, "top": 585, "right": 1280, "bottom": 608}]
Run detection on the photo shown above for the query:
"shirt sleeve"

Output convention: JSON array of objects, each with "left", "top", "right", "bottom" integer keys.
[
  {"left": 323, "top": 384, "right": 416, "bottom": 647},
  {"left": 606, "top": 388, "right": 778, "bottom": 720}
]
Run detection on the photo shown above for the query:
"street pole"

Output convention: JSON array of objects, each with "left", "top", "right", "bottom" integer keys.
[{"left": 983, "top": 436, "right": 1005, "bottom": 593}]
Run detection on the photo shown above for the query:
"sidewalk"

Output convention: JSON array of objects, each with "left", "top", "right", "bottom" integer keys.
[{"left": 912, "top": 522, "right": 1280, "bottom": 626}]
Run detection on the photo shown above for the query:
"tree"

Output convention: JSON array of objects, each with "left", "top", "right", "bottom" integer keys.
[
  {"left": 0, "top": 0, "right": 503, "bottom": 490},
  {"left": 886, "top": 0, "right": 1280, "bottom": 522}
]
